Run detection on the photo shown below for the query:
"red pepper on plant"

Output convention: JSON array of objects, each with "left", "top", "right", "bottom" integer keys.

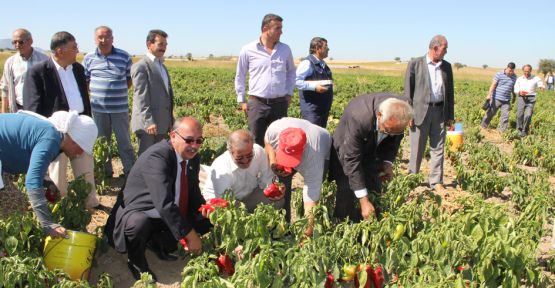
[
  {"left": 216, "top": 254, "right": 235, "bottom": 276},
  {"left": 325, "top": 271, "right": 334, "bottom": 288}
]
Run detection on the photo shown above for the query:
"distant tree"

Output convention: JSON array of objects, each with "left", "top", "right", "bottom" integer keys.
[
  {"left": 394, "top": 57, "right": 401, "bottom": 62},
  {"left": 208, "top": 54, "right": 214, "bottom": 59},
  {"left": 538, "top": 59, "right": 555, "bottom": 76},
  {"left": 186, "top": 52, "right": 193, "bottom": 61},
  {"left": 0, "top": 49, "right": 3, "bottom": 52},
  {"left": 482, "top": 64, "right": 488, "bottom": 69},
  {"left": 329, "top": 57, "right": 333, "bottom": 61},
  {"left": 453, "top": 62, "right": 464, "bottom": 70}
]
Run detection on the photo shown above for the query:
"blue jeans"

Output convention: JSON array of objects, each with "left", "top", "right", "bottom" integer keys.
[
  {"left": 92, "top": 111, "right": 136, "bottom": 176},
  {"left": 548, "top": 83, "right": 554, "bottom": 91}
]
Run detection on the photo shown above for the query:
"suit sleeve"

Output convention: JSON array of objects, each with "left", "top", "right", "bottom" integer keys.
[
  {"left": 403, "top": 60, "right": 415, "bottom": 105},
  {"left": 132, "top": 63, "right": 155, "bottom": 128},
  {"left": 445, "top": 63, "right": 455, "bottom": 122},
  {"left": 23, "top": 66, "right": 43, "bottom": 113},
  {"left": 340, "top": 118, "right": 368, "bottom": 191},
  {"left": 141, "top": 149, "right": 192, "bottom": 239}
]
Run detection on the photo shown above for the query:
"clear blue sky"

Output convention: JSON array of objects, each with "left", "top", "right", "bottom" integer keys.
[{"left": 1, "top": 0, "right": 552, "bottom": 68}]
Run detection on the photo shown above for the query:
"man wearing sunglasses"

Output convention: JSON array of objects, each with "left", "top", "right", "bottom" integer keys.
[
  {"left": 330, "top": 93, "right": 413, "bottom": 222},
  {"left": 203, "top": 129, "right": 282, "bottom": 212},
  {"left": 1, "top": 28, "right": 48, "bottom": 113},
  {"left": 112, "top": 117, "right": 211, "bottom": 282}
]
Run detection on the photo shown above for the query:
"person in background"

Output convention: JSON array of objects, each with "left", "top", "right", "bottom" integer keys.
[
  {"left": 83, "top": 26, "right": 135, "bottom": 178},
  {"left": 480, "top": 62, "right": 517, "bottom": 132},
  {"left": 112, "top": 117, "right": 211, "bottom": 282},
  {"left": 23, "top": 31, "right": 103, "bottom": 211},
  {"left": 514, "top": 64, "right": 545, "bottom": 137},
  {"left": 1, "top": 28, "right": 48, "bottom": 113},
  {"left": 131, "top": 29, "right": 174, "bottom": 155},
  {"left": 295, "top": 37, "right": 333, "bottom": 128},
  {"left": 203, "top": 130, "right": 283, "bottom": 212},
  {"left": 330, "top": 93, "right": 413, "bottom": 221},
  {"left": 235, "top": 13, "right": 295, "bottom": 146},
  {"left": 0, "top": 111, "right": 97, "bottom": 237},
  {"left": 545, "top": 71, "right": 554, "bottom": 91},
  {"left": 404, "top": 35, "right": 454, "bottom": 192}
]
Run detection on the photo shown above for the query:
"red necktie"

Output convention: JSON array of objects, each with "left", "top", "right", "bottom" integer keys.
[{"left": 179, "top": 161, "right": 189, "bottom": 217}]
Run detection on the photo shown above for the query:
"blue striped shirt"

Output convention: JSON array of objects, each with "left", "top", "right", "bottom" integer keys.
[
  {"left": 83, "top": 47, "right": 132, "bottom": 113},
  {"left": 493, "top": 71, "right": 516, "bottom": 102}
]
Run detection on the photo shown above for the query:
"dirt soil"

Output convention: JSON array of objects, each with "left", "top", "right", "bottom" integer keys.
[{"left": 1, "top": 126, "right": 553, "bottom": 287}]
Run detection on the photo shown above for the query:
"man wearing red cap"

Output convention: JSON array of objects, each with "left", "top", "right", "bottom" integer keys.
[{"left": 264, "top": 117, "right": 332, "bottom": 234}]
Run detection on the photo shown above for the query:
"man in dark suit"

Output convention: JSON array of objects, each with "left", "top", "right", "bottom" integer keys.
[
  {"left": 330, "top": 93, "right": 413, "bottom": 221},
  {"left": 404, "top": 35, "right": 454, "bottom": 191},
  {"left": 23, "top": 31, "right": 91, "bottom": 117},
  {"left": 112, "top": 117, "right": 211, "bottom": 282},
  {"left": 22, "top": 31, "right": 101, "bottom": 210},
  {"left": 131, "top": 29, "right": 174, "bottom": 156}
]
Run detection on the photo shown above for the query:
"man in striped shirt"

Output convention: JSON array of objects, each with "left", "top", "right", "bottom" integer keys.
[
  {"left": 480, "top": 62, "right": 516, "bottom": 132},
  {"left": 83, "top": 26, "right": 135, "bottom": 178}
]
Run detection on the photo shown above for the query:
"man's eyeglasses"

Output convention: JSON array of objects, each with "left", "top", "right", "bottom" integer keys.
[
  {"left": 233, "top": 152, "right": 254, "bottom": 162},
  {"left": 174, "top": 131, "right": 204, "bottom": 145},
  {"left": 11, "top": 40, "right": 26, "bottom": 45}
]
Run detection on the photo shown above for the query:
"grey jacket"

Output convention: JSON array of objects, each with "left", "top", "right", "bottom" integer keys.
[{"left": 131, "top": 56, "right": 174, "bottom": 134}]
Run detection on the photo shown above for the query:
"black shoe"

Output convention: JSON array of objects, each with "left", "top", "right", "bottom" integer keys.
[
  {"left": 146, "top": 241, "right": 178, "bottom": 261},
  {"left": 127, "top": 259, "right": 157, "bottom": 282},
  {"left": 92, "top": 204, "right": 112, "bottom": 213}
]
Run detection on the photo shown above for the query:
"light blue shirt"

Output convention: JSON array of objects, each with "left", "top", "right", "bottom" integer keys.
[
  {"left": 235, "top": 40, "right": 295, "bottom": 102},
  {"left": 295, "top": 57, "right": 327, "bottom": 91}
]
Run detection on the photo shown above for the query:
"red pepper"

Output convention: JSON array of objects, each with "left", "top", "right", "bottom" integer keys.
[
  {"left": 179, "top": 238, "right": 188, "bottom": 251},
  {"left": 325, "top": 271, "right": 334, "bottom": 288},
  {"left": 44, "top": 187, "right": 59, "bottom": 203},
  {"left": 198, "top": 198, "right": 228, "bottom": 213},
  {"left": 216, "top": 254, "right": 235, "bottom": 275},
  {"left": 263, "top": 179, "right": 284, "bottom": 198},
  {"left": 372, "top": 265, "right": 385, "bottom": 288}
]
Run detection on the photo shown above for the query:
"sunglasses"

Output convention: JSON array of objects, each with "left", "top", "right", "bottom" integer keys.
[
  {"left": 12, "top": 40, "right": 26, "bottom": 45},
  {"left": 174, "top": 131, "right": 204, "bottom": 145}
]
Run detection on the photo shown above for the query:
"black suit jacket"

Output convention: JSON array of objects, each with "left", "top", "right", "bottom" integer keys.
[
  {"left": 331, "top": 93, "right": 405, "bottom": 191},
  {"left": 113, "top": 140, "right": 206, "bottom": 253},
  {"left": 23, "top": 59, "right": 91, "bottom": 117}
]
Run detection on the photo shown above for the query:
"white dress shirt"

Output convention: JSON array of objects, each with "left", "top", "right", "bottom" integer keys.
[
  {"left": 514, "top": 75, "right": 545, "bottom": 96},
  {"left": 51, "top": 58, "right": 84, "bottom": 113},
  {"left": 426, "top": 54, "right": 444, "bottom": 103},
  {"left": 203, "top": 144, "right": 274, "bottom": 201}
]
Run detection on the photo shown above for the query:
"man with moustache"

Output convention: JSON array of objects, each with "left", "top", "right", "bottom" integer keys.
[
  {"left": 112, "top": 117, "right": 211, "bottom": 282},
  {"left": 131, "top": 29, "right": 174, "bottom": 155},
  {"left": 514, "top": 64, "right": 545, "bottom": 137},
  {"left": 1, "top": 28, "right": 48, "bottom": 113}
]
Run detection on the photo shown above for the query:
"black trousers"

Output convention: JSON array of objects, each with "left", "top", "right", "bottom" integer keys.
[
  {"left": 124, "top": 212, "right": 211, "bottom": 269},
  {"left": 329, "top": 148, "right": 381, "bottom": 222},
  {"left": 247, "top": 97, "right": 288, "bottom": 146}
]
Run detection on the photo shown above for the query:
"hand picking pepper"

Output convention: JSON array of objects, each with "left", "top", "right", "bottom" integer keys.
[{"left": 263, "top": 178, "right": 285, "bottom": 198}]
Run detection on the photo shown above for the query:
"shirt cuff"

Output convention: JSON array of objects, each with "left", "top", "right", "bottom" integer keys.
[{"left": 354, "top": 188, "right": 368, "bottom": 198}]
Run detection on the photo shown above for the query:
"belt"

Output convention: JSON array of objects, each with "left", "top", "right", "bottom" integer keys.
[
  {"left": 249, "top": 95, "right": 287, "bottom": 105},
  {"left": 428, "top": 101, "right": 444, "bottom": 107}
]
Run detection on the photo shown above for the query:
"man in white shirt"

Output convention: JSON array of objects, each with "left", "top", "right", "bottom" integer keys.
[
  {"left": 514, "top": 64, "right": 545, "bottom": 136},
  {"left": 1, "top": 28, "right": 48, "bottom": 113},
  {"left": 203, "top": 130, "right": 283, "bottom": 212}
]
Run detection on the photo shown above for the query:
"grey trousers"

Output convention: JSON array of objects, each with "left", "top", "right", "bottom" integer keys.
[
  {"left": 409, "top": 106, "right": 446, "bottom": 187},
  {"left": 92, "top": 112, "right": 136, "bottom": 176},
  {"left": 480, "top": 99, "right": 511, "bottom": 132},
  {"left": 516, "top": 96, "right": 536, "bottom": 135},
  {"left": 136, "top": 132, "right": 166, "bottom": 156}
]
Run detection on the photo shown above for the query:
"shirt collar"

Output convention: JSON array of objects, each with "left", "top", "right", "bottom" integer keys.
[
  {"left": 175, "top": 150, "right": 187, "bottom": 167},
  {"left": 95, "top": 46, "right": 114, "bottom": 57},
  {"left": 17, "top": 48, "right": 35, "bottom": 61},
  {"left": 426, "top": 54, "right": 442, "bottom": 67},
  {"left": 146, "top": 52, "right": 164, "bottom": 63},
  {"left": 51, "top": 56, "right": 73, "bottom": 72}
]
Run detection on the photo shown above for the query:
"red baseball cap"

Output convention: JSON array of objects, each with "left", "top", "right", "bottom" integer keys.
[{"left": 276, "top": 128, "right": 306, "bottom": 168}]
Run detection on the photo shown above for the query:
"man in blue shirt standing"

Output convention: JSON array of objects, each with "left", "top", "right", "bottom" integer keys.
[
  {"left": 480, "top": 62, "right": 517, "bottom": 132},
  {"left": 295, "top": 37, "right": 333, "bottom": 128},
  {"left": 0, "top": 111, "right": 97, "bottom": 237},
  {"left": 83, "top": 26, "right": 135, "bottom": 178},
  {"left": 235, "top": 13, "right": 296, "bottom": 146}
]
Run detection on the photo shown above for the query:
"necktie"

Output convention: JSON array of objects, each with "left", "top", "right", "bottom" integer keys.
[{"left": 179, "top": 161, "right": 189, "bottom": 217}]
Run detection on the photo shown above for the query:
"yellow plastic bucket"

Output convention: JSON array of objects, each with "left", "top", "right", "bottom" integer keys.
[
  {"left": 43, "top": 230, "right": 97, "bottom": 280},
  {"left": 447, "top": 130, "right": 463, "bottom": 152}
]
